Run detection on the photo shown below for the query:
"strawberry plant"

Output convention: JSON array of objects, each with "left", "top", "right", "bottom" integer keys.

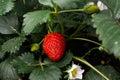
[{"left": 0, "top": 0, "right": 120, "bottom": 80}]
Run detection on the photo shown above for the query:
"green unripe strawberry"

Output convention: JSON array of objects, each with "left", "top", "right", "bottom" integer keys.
[
  {"left": 83, "top": 4, "right": 99, "bottom": 14},
  {"left": 31, "top": 43, "right": 39, "bottom": 52},
  {"left": 42, "top": 32, "right": 66, "bottom": 61}
]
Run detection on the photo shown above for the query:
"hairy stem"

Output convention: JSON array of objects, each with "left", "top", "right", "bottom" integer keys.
[
  {"left": 38, "top": 39, "right": 44, "bottom": 45},
  {"left": 52, "top": 5, "right": 64, "bottom": 34},
  {"left": 39, "top": 56, "right": 44, "bottom": 71},
  {"left": 70, "top": 21, "right": 86, "bottom": 38},
  {"left": 72, "top": 38, "right": 101, "bottom": 46},
  {"left": 56, "top": 14, "right": 64, "bottom": 34},
  {"left": 58, "top": 9, "right": 84, "bottom": 14},
  {"left": 47, "top": 20, "right": 53, "bottom": 33},
  {"left": 82, "top": 47, "right": 98, "bottom": 58}
]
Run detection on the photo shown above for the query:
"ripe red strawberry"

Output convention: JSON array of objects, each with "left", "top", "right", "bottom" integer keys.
[{"left": 42, "top": 32, "right": 66, "bottom": 61}]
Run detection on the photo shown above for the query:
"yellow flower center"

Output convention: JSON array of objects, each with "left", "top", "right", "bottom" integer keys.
[{"left": 71, "top": 68, "right": 77, "bottom": 77}]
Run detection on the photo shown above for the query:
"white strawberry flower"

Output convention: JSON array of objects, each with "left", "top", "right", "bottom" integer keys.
[
  {"left": 87, "top": 1, "right": 108, "bottom": 11},
  {"left": 67, "top": 64, "right": 85, "bottom": 80},
  {"left": 97, "top": 1, "right": 108, "bottom": 11}
]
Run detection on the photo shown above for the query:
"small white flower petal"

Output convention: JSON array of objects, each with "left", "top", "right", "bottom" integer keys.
[
  {"left": 77, "top": 69, "right": 85, "bottom": 74},
  {"left": 97, "top": 1, "right": 108, "bottom": 11},
  {"left": 69, "top": 72, "right": 75, "bottom": 79},
  {"left": 67, "top": 64, "right": 79, "bottom": 72},
  {"left": 67, "top": 64, "right": 85, "bottom": 80},
  {"left": 76, "top": 74, "right": 83, "bottom": 79}
]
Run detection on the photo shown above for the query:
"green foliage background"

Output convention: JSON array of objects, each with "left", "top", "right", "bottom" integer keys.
[{"left": 0, "top": 0, "right": 120, "bottom": 80}]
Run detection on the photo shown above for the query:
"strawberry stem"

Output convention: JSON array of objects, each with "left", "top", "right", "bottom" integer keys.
[
  {"left": 48, "top": 23, "right": 53, "bottom": 33},
  {"left": 56, "top": 14, "right": 64, "bottom": 35},
  {"left": 81, "top": 47, "right": 98, "bottom": 58},
  {"left": 47, "top": 17, "right": 53, "bottom": 33},
  {"left": 53, "top": 5, "right": 64, "bottom": 35},
  {"left": 70, "top": 20, "right": 86, "bottom": 38},
  {"left": 72, "top": 38, "right": 101, "bottom": 46},
  {"left": 51, "top": 9, "right": 84, "bottom": 14},
  {"left": 39, "top": 56, "right": 44, "bottom": 71},
  {"left": 38, "top": 39, "right": 44, "bottom": 45},
  {"left": 58, "top": 9, "right": 84, "bottom": 14}
]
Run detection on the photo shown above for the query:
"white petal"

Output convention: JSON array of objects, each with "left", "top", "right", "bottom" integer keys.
[
  {"left": 69, "top": 72, "right": 77, "bottom": 80},
  {"left": 97, "top": 1, "right": 108, "bottom": 11},
  {"left": 76, "top": 74, "right": 83, "bottom": 79},
  {"left": 67, "top": 64, "right": 85, "bottom": 80},
  {"left": 72, "top": 64, "right": 80, "bottom": 69},
  {"left": 78, "top": 69, "right": 85, "bottom": 74},
  {"left": 67, "top": 64, "right": 80, "bottom": 73},
  {"left": 69, "top": 72, "right": 75, "bottom": 79},
  {"left": 76, "top": 69, "right": 84, "bottom": 79}
]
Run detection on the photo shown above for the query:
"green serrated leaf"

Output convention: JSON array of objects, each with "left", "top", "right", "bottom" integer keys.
[
  {"left": 23, "top": 10, "right": 50, "bottom": 34},
  {"left": 44, "top": 51, "right": 73, "bottom": 68},
  {"left": 29, "top": 66, "right": 62, "bottom": 80},
  {"left": 0, "top": 60, "right": 19, "bottom": 80},
  {"left": 11, "top": 52, "right": 37, "bottom": 74},
  {"left": 84, "top": 65, "right": 120, "bottom": 80},
  {"left": 0, "top": 14, "right": 19, "bottom": 34},
  {"left": 0, "top": 46, "right": 5, "bottom": 59},
  {"left": 54, "top": 0, "right": 79, "bottom": 9},
  {"left": 93, "top": 14, "right": 120, "bottom": 59},
  {"left": 100, "top": 0, "right": 120, "bottom": 19},
  {"left": 2, "top": 36, "right": 26, "bottom": 53},
  {"left": 39, "top": 0, "right": 79, "bottom": 9},
  {"left": 32, "top": 25, "right": 44, "bottom": 33},
  {"left": 0, "top": 0, "right": 14, "bottom": 15}
]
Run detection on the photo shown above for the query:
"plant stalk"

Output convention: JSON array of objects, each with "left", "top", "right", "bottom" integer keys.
[
  {"left": 72, "top": 38, "right": 101, "bottom": 46},
  {"left": 47, "top": 20, "right": 53, "bottom": 33},
  {"left": 82, "top": 47, "right": 98, "bottom": 58},
  {"left": 56, "top": 14, "right": 64, "bottom": 34},
  {"left": 58, "top": 9, "right": 84, "bottom": 14},
  {"left": 70, "top": 20, "right": 86, "bottom": 38},
  {"left": 53, "top": 5, "right": 64, "bottom": 34},
  {"left": 38, "top": 39, "right": 44, "bottom": 45}
]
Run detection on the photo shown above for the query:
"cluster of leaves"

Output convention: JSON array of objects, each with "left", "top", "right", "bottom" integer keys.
[{"left": 0, "top": 0, "right": 120, "bottom": 80}]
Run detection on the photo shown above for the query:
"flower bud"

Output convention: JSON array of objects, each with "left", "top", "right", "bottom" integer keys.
[
  {"left": 83, "top": 2, "right": 99, "bottom": 14},
  {"left": 31, "top": 43, "right": 39, "bottom": 52}
]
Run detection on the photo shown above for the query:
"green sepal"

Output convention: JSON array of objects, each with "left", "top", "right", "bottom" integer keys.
[{"left": 83, "top": 4, "right": 99, "bottom": 14}]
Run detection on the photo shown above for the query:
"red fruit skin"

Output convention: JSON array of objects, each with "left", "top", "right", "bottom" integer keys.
[{"left": 42, "top": 32, "right": 66, "bottom": 61}]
